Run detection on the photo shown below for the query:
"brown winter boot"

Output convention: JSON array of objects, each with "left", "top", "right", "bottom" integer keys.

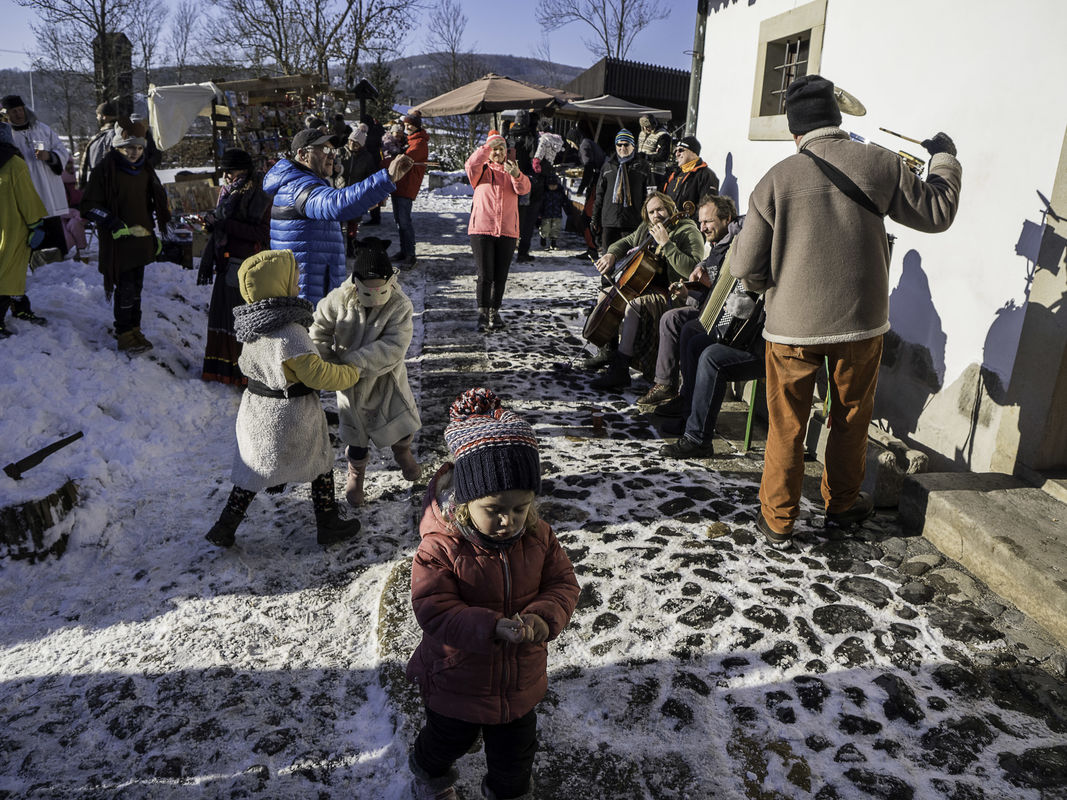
[
  {"left": 391, "top": 435, "right": 422, "bottom": 481},
  {"left": 344, "top": 455, "right": 369, "bottom": 507}
]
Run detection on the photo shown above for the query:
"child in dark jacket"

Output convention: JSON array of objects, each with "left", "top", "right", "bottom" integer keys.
[
  {"left": 80, "top": 117, "right": 171, "bottom": 354},
  {"left": 406, "top": 387, "right": 580, "bottom": 800},
  {"left": 538, "top": 172, "right": 566, "bottom": 250}
]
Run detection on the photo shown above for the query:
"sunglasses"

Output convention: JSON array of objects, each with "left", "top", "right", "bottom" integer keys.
[{"left": 313, "top": 145, "right": 338, "bottom": 155}]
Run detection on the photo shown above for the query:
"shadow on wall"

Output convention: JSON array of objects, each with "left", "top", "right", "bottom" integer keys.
[
  {"left": 875, "top": 249, "right": 945, "bottom": 439},
  {"left": 720, "top": 152, "right": 739, "bottom": 208}
]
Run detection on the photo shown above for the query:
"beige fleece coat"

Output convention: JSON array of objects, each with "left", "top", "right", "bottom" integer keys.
[{"left": 730, "top": 127, "right": 962, "bottom": 345}]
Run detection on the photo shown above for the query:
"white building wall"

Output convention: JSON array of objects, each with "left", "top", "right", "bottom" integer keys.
[{"left": 697, "top": 0, "right": 1067, "bottom": 471}]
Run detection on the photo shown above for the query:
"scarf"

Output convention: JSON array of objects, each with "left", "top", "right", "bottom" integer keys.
[
  {"left": 233, "top": 296, "right": 314, "bottom": 343},
  {"left": 612, "top": 153, "right": 634, "bottom": 208}
]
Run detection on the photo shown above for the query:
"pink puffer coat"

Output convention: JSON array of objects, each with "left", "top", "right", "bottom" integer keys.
[{"left": 465, "top": 145, "right": 531, "bottom": 239}]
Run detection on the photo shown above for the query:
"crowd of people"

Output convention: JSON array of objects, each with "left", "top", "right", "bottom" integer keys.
[{"left": 0, "top": 73, "right": 963, "bottom": 800}]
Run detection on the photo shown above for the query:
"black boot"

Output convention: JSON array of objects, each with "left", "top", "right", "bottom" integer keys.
[
  {"left": 590, "top": 352, "right": 632, "bottom": 390},
  {"left": 316, "top": 506, "right": 361, "bottom": 546},
  {"left": 206, "top": 508, "right": 243, "bottom": 547},
  {"left": 582, "top": 341, "right": 617, "bottom": 371}
]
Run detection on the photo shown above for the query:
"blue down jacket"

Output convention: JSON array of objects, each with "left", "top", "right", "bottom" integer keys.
[{"left": 263, "top": 158, "right": 394, "bottom": 307}]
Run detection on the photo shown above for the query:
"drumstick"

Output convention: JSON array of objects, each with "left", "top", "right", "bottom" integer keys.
[{"left": 879, "top": 127, "right": 924, "bottom": 146}]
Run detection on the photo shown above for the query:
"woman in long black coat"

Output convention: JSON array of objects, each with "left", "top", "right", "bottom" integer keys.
[{"left": 197, "top": 148, "right": 272, "bottom": 385}]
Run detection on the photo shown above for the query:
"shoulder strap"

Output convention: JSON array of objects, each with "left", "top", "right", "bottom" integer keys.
[{"left": 800, "top": 149, "right": 883, "bottom": 217}]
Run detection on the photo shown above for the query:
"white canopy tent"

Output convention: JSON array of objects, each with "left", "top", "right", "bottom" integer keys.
[{"left": 146, "top": 82, "right": 224, "bottom": 150}]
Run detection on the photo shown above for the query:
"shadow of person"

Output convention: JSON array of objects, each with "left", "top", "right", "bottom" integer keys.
[
  {"left": 876, "top": 249, "right": 946, "bottom": 438},
  {"left": 719, "top": 152, "right": 739, "bottom": 208}
]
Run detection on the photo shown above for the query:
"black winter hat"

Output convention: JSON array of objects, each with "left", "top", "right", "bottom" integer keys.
[
  {"left": 350, "top": 237, "right": 394, "bottom": 281},
  {"left": 219, "top": 148, "right": 253, "bottom": 172},
  {"left": 676, "top": 135, "right": 701, "bottom": 155},
  {"left": 2, "top": 94, "right": 25, "bottom": 110},
  {"left": 444, "top": 388, "right": 541, "bottom": 505},
  {"left": 785, "top": 74, "right": 842, "bottom": 135}
]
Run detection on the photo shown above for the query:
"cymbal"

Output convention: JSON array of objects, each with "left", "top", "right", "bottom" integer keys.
[{"left": 834, "top": 86, "right": 867, "bottom": 116}]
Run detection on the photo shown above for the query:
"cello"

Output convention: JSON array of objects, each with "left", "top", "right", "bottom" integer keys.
[{"left": 582, "top": 201, "right": 695, "bottom": 347}]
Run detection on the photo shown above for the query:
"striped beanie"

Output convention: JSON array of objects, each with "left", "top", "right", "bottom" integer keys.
[
  {"left": 444, "top": 388, "right": 541, "bottom": 504},
  {"left": 486, "top": 129, "right": 505, "bottom": 147},
  {"left": 615, "top": 129, "right": 636, "bottom": 146}
]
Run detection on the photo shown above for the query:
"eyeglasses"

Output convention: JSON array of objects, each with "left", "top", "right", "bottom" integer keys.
[{"left": 313, "top": 145, "right": 337, "bottom": 155}]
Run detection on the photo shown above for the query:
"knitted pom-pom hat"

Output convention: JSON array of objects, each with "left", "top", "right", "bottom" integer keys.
[
  {"left": 444, "top": 388, "right": 540, "bottom": 505},
  {"left": 485, "top": 129, "right": 505, "bottom": 148}
]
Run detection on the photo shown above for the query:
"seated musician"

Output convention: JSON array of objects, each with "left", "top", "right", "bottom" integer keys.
[
  {"left": 659, "top": 289, "right": 766, "bottom": 459},
  {"left": 637, "top": 194, "right": 740, "bottom": 408},
  {"left": 586, "top": 191, "right": 704, "bottom": 390}
]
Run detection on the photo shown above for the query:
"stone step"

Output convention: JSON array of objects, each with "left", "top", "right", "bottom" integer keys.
[{"left": 899, "top": 471, "right": 1067, "bottom": 649}]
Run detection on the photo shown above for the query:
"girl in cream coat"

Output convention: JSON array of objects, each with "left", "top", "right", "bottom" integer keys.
[{"left": 311, "top": 237, "right": 422, "bottom": 506}]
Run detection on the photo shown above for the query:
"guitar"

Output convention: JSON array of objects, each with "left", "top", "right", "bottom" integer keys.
[{"left": 582, "top": 201, "right": 696, "bottom": 347}]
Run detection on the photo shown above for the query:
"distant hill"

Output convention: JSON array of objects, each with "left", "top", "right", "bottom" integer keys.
[
  {"left": 0, "top": 53, "right": 585, "bottom": 145},
  {"left": 388, "top": 53, "right": 585, "bottom": 105}
]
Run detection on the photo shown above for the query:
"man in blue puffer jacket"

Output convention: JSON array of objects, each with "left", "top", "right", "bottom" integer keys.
[{"left": 263, "top": 128, "right": 413, "bottom": 307}]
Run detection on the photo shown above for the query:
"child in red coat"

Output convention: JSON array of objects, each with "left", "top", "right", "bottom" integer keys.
[{"left": 406, "top": 387, "right": 579, "bottom": 800}]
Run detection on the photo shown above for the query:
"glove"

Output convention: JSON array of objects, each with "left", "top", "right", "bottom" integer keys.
[
  {"left": 112, "top": 224, "right": 133, "bottom": 240},
  {"left": 27, "top": 222, "right": 45, "bottom": 250},
  {"left": 86, "top": 207, "right": 123, "bottom": 234},
  {"left": 201, "top": 211, "right": 217, "bottom": 232},
  {"left": 520, "top": 613, "right": 550, "bottom": 643},
  {"left": 921, "top": 132, "right": 957, "bottom": 157}
]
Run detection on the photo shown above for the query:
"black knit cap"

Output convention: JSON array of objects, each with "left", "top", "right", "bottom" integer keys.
[
  {"left": 350, "top": 237, "right": 394, "bottom": 281},
  {"left": 676, "top": 135, "right": 701, "bottom": 155},
  {"left": 220, "top": 148, "right": 253, "bottom": 172},
  {"left": 444, "top": 388, "right": 541, "bottom": 505},
  {"left": 785, "top": 74, "right": 842, "bottom": 135},
  {"left": 2, "top": 94, "right": 25, "bottom": 110}
]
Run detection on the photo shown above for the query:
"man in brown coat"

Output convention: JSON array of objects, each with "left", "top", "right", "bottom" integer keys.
[{"left": 730, "top": 74, "right": 962, "bottom": 550}]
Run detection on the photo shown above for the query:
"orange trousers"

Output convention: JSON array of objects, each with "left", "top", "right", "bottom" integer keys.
[{"left": 759, "top": 336, "right": 883, "bottom": 534}]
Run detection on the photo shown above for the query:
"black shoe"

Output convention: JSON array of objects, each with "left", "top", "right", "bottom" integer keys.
[
  {"left": 206, "top": 508, "right": 243, "bottom": 547},
  {"left": 489, "top": 310, "right": 506, "bottom": 330},
  {"left": 590, "top": 353, "right": 631, "bottom": 390},
  {"left": 516, "top": 252, "right": 533, "bottom": 263},
  {"left": 316, "top": 507, "right": 361, "bottom": 546},
  {"left": 477, "top": 310, "right": 490, "bottom": 332},
  {"left": 654, "top": 396, "right": 685, "bottom": 418},
  {"left": 14, "top": 309, "right": 47, "bottom": 326},
  {"left": 661, "top": 436, "right": 716, "bottom": 458},
  {"left": 824, "top": 492, "right": 875, "bottom": 530},
  {"left": 390, "top": 251, "right": 407, "bottom": 263},
  {"left": 362, "top": 218, "right": 381, "bottom": 226},
  {"left": 756, "top": 513, "right": 795, "bottom": 551}
]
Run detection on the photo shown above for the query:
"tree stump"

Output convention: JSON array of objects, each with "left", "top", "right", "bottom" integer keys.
[{"left": 0, "top": 479, "right": 77, "bottom": 561}]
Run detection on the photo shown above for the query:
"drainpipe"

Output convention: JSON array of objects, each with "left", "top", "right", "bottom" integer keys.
[{"left": 686, "top": 0, "right": 710, "bottom": 135}]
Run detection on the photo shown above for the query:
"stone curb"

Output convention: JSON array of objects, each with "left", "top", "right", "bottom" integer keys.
[{"left": 900, "top": 471, "right": 1067, "bottom": 648}]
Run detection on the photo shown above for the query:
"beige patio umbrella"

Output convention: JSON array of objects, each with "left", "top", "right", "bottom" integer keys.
[{"left": 411, "top": 73, "right": 574, "bottom": 117}]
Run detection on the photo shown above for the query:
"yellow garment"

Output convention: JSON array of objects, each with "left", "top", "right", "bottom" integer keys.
[
  {"left": 283, "top": 353, "right": 360, "bottom": 391},
  {"left": 680, "top": 158, "right": 700, "bottom": 174},
  {"left": 0, "top": 153, "right": 47, "bottom": 296},
  {"left": 237, "top": 248, "right": 300, "bottom": 304}
]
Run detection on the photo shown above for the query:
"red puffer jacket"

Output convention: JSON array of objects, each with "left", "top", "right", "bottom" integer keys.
[{"left": 406, "top": 463, "right": 580, "bottom": 725}]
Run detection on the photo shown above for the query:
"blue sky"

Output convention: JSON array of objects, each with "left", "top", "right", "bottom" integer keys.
[{"left": 0, "top": 0, "right": 694, "bottom": 73}]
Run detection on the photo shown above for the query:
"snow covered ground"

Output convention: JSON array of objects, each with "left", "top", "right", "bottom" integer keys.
[{"left": 1, "top": 186, "right": 1065, "bottom": 800}]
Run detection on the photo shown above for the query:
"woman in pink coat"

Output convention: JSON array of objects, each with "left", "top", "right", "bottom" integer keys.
[{"left": 465, "top": 130, "right": 530, "bottom": 332}]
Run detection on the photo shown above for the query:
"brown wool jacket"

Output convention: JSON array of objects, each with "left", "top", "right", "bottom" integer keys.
[
  {"left": 730, "top": 127, "right": 962, "bottom": 345},
  {"left": 406, "top": 463, "right": 580, "bottom": 725}
]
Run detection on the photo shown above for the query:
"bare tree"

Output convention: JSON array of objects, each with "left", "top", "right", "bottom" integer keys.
[
  {"left": 168, "top": 0, "right": 200, "bottom": 84},
  {"left": 30, "top": 20, "right": 97, "bottom": 154},
  {"left": 533, "top": 34, "right": 567, "bottom": 88},
  {"left": 17, "top": 0, "right": 146, "bottom": 103},
  {"left": 332, "top": 0, "right": 422, "bottom": 95},
  {"left": 128, "top": 0, "right": 168, "bottom": 89},
  {"left": 535, "top": 0, "right": 668, "bottom": 61},
  {"left": 423, "top": 0, "right": 489, "bottom": 167}
]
